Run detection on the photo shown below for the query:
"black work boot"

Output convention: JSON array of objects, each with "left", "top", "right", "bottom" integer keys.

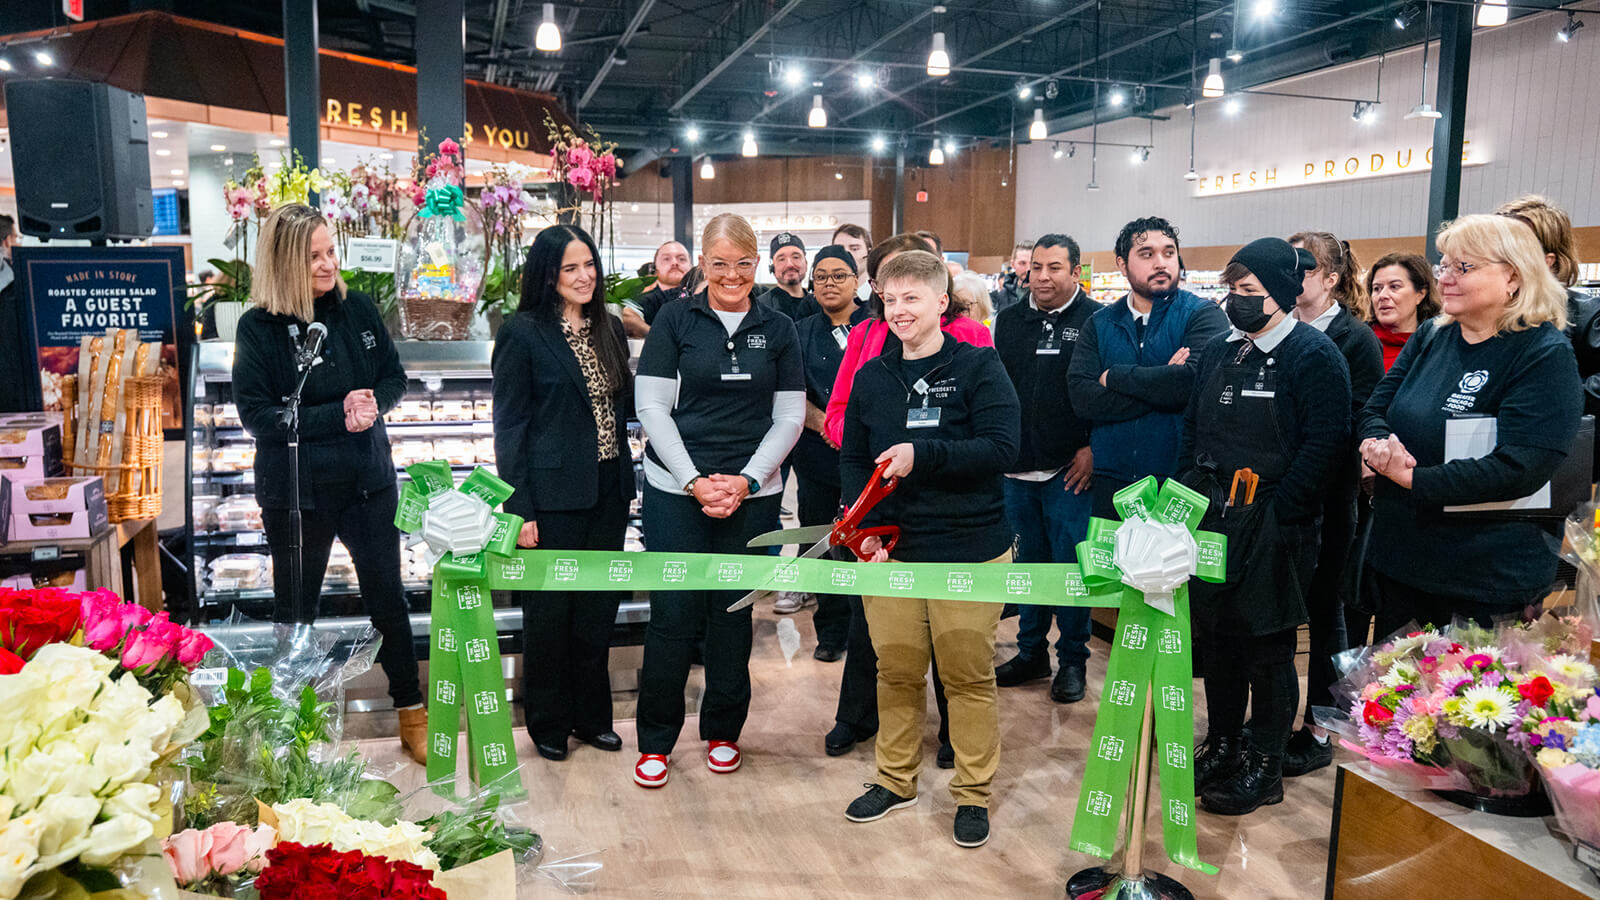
[
  {"left": 1193, "top": 732, "right": 1246, "bottom": 796},
  {"left": 1200, "top": 746, "right": 1285, "bottom": 816}
]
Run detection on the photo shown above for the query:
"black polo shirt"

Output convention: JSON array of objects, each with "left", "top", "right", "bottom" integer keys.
[
  {"left": 756, "top": 285, "right": 823, "bottom": 322},
  {"left": 791, "top": 304, "right": 872, "bottom": 487},
  {"left": 637, "top": 290, "right": 804, "bottom": 477},
  {"left": 635, "top": 285, "right": 687, "bottom": 326}
]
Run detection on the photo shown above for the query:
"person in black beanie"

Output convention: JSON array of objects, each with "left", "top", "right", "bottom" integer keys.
[
  {"left": 757, "top": 233, "right": 823, "bottom": 321},
  {"left": 1178, "top": 237, "right": 1350, "bottom": 817}
]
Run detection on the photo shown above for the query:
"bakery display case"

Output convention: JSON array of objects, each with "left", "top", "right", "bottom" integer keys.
[{"left": 188, "top": 341, "right": 649, "bottom": 647}]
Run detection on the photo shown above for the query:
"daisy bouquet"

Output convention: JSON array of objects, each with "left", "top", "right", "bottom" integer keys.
[{"left": 1513, "top": 651, "right": 1600, "bottom": 868}]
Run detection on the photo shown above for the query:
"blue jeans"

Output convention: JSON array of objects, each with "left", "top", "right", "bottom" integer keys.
[{"left": 1002, "top": 472, "right": 1093, "bottom": 668}]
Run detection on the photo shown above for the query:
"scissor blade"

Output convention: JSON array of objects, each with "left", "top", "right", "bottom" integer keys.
[
  {"left": 745, "top": 523, "right": 833, "bottom": 548},
  {"left": 726, "top": 537, "right": 835, "bottom": 611}
]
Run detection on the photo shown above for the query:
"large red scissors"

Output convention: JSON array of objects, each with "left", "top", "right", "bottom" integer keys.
[{"left": 725, "top": 458, "right": 900, "bottom": 612}]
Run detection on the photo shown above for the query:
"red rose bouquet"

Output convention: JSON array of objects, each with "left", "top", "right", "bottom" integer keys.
[{"left": 254, "top": 842, "right": 447, "bottom": 900}]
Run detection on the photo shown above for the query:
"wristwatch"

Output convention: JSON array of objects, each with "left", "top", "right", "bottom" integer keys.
[
  {"left": 685, "top": 475, "right": 704, "bottom": 493},
  {"left": 742, "top": 474, "right": 761, "bottom": 495}
]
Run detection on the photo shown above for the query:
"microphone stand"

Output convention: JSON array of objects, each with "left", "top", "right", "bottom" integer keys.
[{"left": 275, "top": 344, "right": 322, "bottom": 657}]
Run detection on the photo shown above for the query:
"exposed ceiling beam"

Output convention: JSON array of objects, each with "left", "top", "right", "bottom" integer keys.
[
  {"left": 838, "top": 1, "right": 1096, "bottom": 125},
  {"left": 483, "top": 0, "right": 514, "bottom": 83},
  {"left": 580, "top": 0, "right": 659, "bottom": 108},
  {"left": 668, "top": 0, "right": 807, "bottom": 113}
]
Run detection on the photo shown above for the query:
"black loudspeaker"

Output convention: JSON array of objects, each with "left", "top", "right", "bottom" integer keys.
[{"left": 4, "top": 79, "right": 153, "bottom": 242}]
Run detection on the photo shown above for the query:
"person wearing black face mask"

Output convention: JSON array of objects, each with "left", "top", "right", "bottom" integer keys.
[{"left": 1177, "top": 237, "right": 1351, "bottom": 817}]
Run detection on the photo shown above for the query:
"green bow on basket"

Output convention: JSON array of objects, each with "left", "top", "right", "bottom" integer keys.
[
  {"left": 1069, "top": 476, "right": 1227, "bottom": 876},
  {"left": 395, "top": 461, "right": 526, "bottom": 798},
  {"left": 417, "top": 184, "right": 467, "bottom": 221}
]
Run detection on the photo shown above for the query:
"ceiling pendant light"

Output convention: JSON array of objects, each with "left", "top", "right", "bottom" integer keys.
[
  {"left": 927, "top": 32, "right": 951, "bottom": 77},
  {"left": 1184, "top": 168, "right": 1199, "bottom": 181},
  {"left": 1476, "top": 0, "right": 1507, "bottom": 27},
  {"left": 741, "top": 132, "right": 759, "bottom": 157},
  {"left": 808, "top": 95, "right": 827, "bottom": 128},
  {"left": 1029, "top": 108, "right": 1047, "bottom": 140},
  {"left": 536, "top": 3, "right": 562, "bottom": 52},
  {"left": 1407, "top": 2, "right": 1444, "bottom": 119},
  {"left": 700, "top": 157, "right": 715, "bottom": 180},
  {"left": 1202, "top": 58, "right": 1225, "bottom": 98},
  {"left": 929, "top": 140, "right": 945, "bottom": 165}
]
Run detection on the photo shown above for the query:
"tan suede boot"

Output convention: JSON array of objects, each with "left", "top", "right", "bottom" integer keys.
[{"left": 397, "top": 706, "right": 428, "bottom": 765}]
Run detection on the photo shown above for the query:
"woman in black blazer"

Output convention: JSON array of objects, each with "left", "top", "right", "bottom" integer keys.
[{"left": 493, "top": 225, "right": 634, "bottom": 761}]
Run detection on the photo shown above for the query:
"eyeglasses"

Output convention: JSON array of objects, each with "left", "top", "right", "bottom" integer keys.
[
  {"left": 1433, "top": 260, "right": 1485, "bottom": 280},
  {"left": 812, "top": 272, "right": 857, "bottom": 285},
  {"left": 707, "top": 259, "right": 758, "bottom": 277}
]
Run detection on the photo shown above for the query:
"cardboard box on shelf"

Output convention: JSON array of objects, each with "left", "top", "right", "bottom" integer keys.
[
  {"left": 8, "top": 476, "right": 106, "bottom": 516},
  {"left": 7, "top": 509, "right": 108, "bottom": 541},
  {"left": 1, "top": 568, "right": 88, "bottom": 591},
  {"left": 0, "top": 420, "right": 64, "bottom": 480},
  {"left": 1, "top": 473, "right": 110, "bottom": 541}
]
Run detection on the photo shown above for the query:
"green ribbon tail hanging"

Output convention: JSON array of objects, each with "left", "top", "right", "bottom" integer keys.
[
  {"left": 425, "top": 576, "right": 465, "bottom": 788},
  {"left": 1069, "top": 585, "right": 1154, "bottom": 860},
  {"left": 1150, "top": 583, "right": 1216, "bottom": 874},
  {"left": 442, "top": 574, "right": 523, "bottom": 798}
]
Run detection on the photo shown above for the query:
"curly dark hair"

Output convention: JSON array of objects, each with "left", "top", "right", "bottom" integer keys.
[{"left": 1114, "top": 217, "right": 1179, "bottom": 262}]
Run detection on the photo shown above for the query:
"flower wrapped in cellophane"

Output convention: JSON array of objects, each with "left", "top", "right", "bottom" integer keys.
[{"left": 396, "top": 138, "right": 487, "bottom": 340}]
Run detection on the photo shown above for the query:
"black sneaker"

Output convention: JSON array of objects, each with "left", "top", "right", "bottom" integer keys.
[
  {"left": 1200, "top": 747, "right": 1285, "bottom": 816},
  {"left": 1281, "top": 726, "right": 1334, "bottom": 777},
  {"left": 845, "top": 784, "right": 917, "bottom": 822},
  {"left": 936, "top": 742, "right": 955, "bottom": 769},
  {"left": 953, "top": 805, "right": 990, "bottom": 848},
  {"left": 1194, "top": 732, "right": 1246, "bottom": 795},
  {"left": 994, "top": 654, "right": 1051, "bottom": 687},
  {"left": 1050, "top": 665, "right": 1087, "bottom": 703}
]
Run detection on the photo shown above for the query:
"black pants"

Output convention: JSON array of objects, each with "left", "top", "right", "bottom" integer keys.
[
  {"left": 795, "top": 470, "right": 851, "bottom": 651},
  {"left": 1300, "top": 478, "right": 1357, "bottom": 724},
  {"left": 637, "top": 485, "right": 781, "bottom": 755},
  {"left": 1201, "top": 625, "right": 1299, "bottom": 756},
  {"left": 261, "top": 482, "right": 421, "bottom": 708},
  {"left": 1372, "top": 571, "right": 1545, "bottom": 638},
  {"left": 834, "top": 593, "right": 950, "bottom": 745},
  {"left": 519, "top": 457, "right": 629, "bottom": 745},
  {"left": 1090, "top": 473, "right": 1136, "bottom": 520}
]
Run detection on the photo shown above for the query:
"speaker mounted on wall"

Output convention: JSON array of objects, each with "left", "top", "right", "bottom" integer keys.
[{"left": 4, "top": 79, "right": 154, "bottom": 242}]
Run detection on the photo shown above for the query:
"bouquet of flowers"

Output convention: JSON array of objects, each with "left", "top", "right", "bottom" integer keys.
[
  {"left": 1562, "top": 502, "right": 1600, "bottom": 629},
  {"left": 1320, "top": 613, "right": 1597, "bottom": 811},
  {"left": 1, "top": 587, "right": 215, "bottom": 691},
  {"left": 253, "top": 842, "right": 446, "bottom": 900},
  {"left": 1514, "top": 650, "right": 1600, "bottom": 872},
  {"left": 543, "top": 112, "right": 620, "bottom": 259},
  {"left": 396, "top": 138, "right": 488, "bottom": 340},
  {"left": 161, "top": 820, "right": 276, "bottom": 895},
  {"left": 477, "top": 165, "right": 539, "bottom": 317},
  {"left": 0, "top": 643, "right": 207, "bottom": 899}
]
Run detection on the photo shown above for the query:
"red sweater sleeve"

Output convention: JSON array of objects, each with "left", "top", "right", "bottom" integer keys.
[{"left": 946, "top": 316, "right": 995, "bottom": 347}]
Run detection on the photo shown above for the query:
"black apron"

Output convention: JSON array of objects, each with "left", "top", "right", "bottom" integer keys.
[{"left": 1182, "top": 339, "right": 1318, "bottom": 636}]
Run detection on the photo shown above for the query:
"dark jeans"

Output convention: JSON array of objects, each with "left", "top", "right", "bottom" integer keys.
[
  {"left": 1090, "top": 473, "right": 1136, "bottom": 520},
  {"left": 795, "top": 470, "right": 851, "bottom": 651},
  {"left": 637, "top": 485, "right": 781, "bottom": 755},
  {"left": 519, "top": 457, "right": 629, "bottom": 745},
  {"left": 1201, "top": 624, "right": 1299, "bottom": 756},
  {"left": 1372, "top": 570, "right": 1545, "bottom": 639},
  {"left": 1002, "top": 472, "right": 1093, "bottom": 668},
  {"left": 1301, "top": 479, "right": 1357, "bottom": 724},
  {"left": 261, "top": 482, "right": 421, "bottom": 708}
]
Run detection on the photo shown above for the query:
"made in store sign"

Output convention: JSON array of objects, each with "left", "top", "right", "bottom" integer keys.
[{"left": 1194, "top": 139, "right": 1483, "bottom": 196}]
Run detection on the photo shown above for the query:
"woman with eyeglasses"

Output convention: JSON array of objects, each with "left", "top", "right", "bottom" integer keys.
[
  {"left": 631, "top": 212, "right": 805, "bottom": 789},
  {"left": 1358, "top": 215, "right": 1580, "bottom": 637}
]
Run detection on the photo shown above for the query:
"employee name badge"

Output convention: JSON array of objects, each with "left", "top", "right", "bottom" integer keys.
[
  {"left": 906, "top": 377, "right": 941, "bottom": 428},
  {"left": 720, "top": 342, "right": 752, "bottom": 381},
  {"left": 1036, "top": 323, "right": 1062, "bottom": 355},
  {"left": 1241, "top": 362, "right": 1276, "bottom": 398},
  {"left": 833, "top": 325, "right": 851, "bottom": 350}
]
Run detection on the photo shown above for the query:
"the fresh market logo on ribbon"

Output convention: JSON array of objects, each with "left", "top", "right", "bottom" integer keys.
[
  {"left": 1068, "top": 476, "right": 1227, "bottom": 875},
  {"left": 395, "top": 460, "right": 525, "bottom": 797}
]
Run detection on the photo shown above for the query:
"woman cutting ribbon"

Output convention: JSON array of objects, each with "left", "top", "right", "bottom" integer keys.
[{"left": 837, "top": 250, "right": 1019, "bottom": 849}]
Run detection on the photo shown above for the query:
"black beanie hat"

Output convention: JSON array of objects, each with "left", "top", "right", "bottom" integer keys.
[
  {"left": 811, "top": 244, "right": 859, "bottom": 275},
  {"left": 770, "top": 232, "right": 806, "bottom": 256},
  {"left": 1230, "top": 237, "right": 1316, "bottom": 311}
]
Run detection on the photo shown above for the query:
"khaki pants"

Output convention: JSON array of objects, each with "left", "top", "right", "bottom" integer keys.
[{"left": 861, "top": 549, "right": 1010, "bottom": 807}]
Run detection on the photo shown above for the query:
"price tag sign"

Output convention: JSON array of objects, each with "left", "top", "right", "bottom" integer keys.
[
  {"left": 31, "top": 545, "right": 61, "bottom": 562},
  {"left": 236, "top": 532, "right": 265, "bottom": 546},
  {"left": 347, "top": 238, "right": 399, "bottom": 273}
]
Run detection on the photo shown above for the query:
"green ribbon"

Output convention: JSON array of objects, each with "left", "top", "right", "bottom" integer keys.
[
  {"left": 394, "top": 461, "right": 524, "bottom": 799},
  {"left": 417, "top": 184, "right": 467, "bottom": 221},
  {"left": 1068, "top": 476, "right": 1225, "bottom": 876}
]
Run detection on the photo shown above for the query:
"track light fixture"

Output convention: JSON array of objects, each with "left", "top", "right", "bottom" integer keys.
[
  {"left": 1017, "top": 79, "right": 1033, "bottom": 100},
  {"left": 1052, "top": 143, "right": 1064, "bottom": 159},
  {"left": 1109, "top": 86, "right": 1126, "bottom": 107},
  {"left": 1067, "top": 142, "right": 1077, "bottom": 158},
  {"left": 870, "top": 134, "right": 888, "bottom": 153},
  {"left": 1045, "top": 79, "right": 1059, "bottom": 100},
  {"left": 1226, "top": 45, "right": 1244, "bottom": 63},
  {"left": 1132, "top": 84, "right": 1148, "bottom": 107},
  {"left": 1352, "top": 100, "right": 1379, "bottom": 123},
  {"left": 1559, "top": 11, "right": 1584, "bottom": 41},
  {"left": 1394, "top": 5, "right": 1421, "bottom": 29}
]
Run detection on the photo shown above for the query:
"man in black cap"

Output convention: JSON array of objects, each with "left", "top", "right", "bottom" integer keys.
[
  {"left": 1178, "top": 236, "right": 1350, "bottom": 818},
  {"left": 758, "top": 233, "right": 822, "bottom": 321}
]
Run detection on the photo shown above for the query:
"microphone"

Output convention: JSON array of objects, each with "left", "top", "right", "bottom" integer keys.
[{"left": 298, "top": 322, "right": 328, "bottom": 369}]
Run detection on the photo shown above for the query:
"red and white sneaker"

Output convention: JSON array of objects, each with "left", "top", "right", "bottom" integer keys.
[
  {"left": 634, "top": 753, "right": 670, "bottom": 788},
  {"left": 707, "top": 740, "right": 742, "bottom": 773}
]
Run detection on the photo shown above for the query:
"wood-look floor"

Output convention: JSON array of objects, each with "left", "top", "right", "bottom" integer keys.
[{"left": 354, "top": 607, "right": 1339, "bottom": 899}]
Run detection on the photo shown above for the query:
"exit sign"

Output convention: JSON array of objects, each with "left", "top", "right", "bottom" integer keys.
[{"left": 63, "top": 0, "right": 83, "bottom": 20}]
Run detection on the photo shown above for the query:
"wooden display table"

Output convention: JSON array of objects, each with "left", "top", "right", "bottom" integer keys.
[
  {"left": 1328, "top": 764, "right": 1600, "bottom": 899},
  {"left": 0, "top": 517, "right": 162, "bottom": 609}
]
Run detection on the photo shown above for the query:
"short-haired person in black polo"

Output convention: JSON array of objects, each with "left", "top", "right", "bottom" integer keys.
[
  {"left": 757, "top": 233, "right": 823, "bottom": 321},
  {"left": 840, "top": 250, "right": 1020, "bottom": 849},
  {"left": 792, "top": 246, "right": 873, "bottom": 670},
  {"left": 1179, "top": 237, "right": 1350, "bottom": 817},
  {"left": 622, "top": 240, "right": 693, "bottom": 337},
  {"left": 991, "top": 234, "right": 1098, "bottom": 704},
  {"left": 631, "top": 213, "right": 805, "bottom": 789}
]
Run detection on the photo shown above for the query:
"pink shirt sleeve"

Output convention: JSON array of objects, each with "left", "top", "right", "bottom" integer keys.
[
  {"left": 825, "top": 322, "right": 873, "bottom": 448},
  {"left": 945, "top": 316, "right": 995, "bottom": 347}
]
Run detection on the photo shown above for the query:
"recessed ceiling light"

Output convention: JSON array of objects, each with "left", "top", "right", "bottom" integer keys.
[
  {"left": 172, "top": 179, "right": 185, "bottom": 187},
  {"left": 170, "top": 168, "right": 184, "bottom": 176},
  {"left": 269, "top": 138, "right": 285, "bottom": 147},
  {"left": 380, "top": 152, "right": 394, "bottom": 159},
  {"left": 151, "top": 130, "right": 168, "bottom": 139},
  {"left": 209, "top": 144, "right": 226, "bottom": 152},
  {"left": 322, "top": 157, "right": 335, "bottom": 164},
  {"left": 155, "top": 149, "right": 171, "bottom": 157}
]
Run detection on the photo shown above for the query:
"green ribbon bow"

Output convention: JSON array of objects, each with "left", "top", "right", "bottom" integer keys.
[
  {"left": 1068, "top": 476, "right": 1226, "bottom": 875},
  {"left": 395, "top": 461, "right": 525, "bottom": 798},
  {"left": 417, "top": 184, "right": 467, "bottom": 221}
]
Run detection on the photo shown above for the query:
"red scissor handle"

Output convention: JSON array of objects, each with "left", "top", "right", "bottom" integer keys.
[{"left": 832, "top": 458, "right": 901, "bottom": 561}]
